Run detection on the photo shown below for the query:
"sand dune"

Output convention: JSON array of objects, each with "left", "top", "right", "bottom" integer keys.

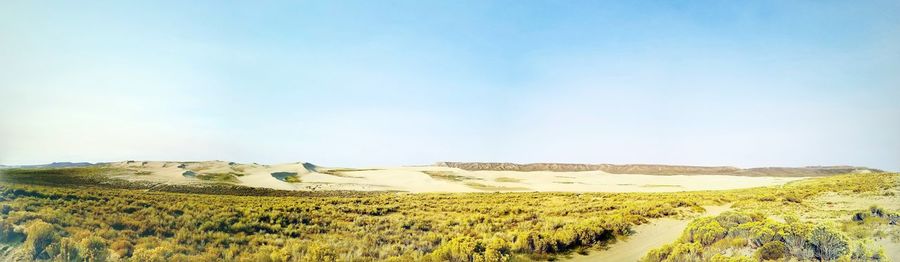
[
  {"left": 103, "top": 161, "right": 809, "bottom": 193},
  {"left": 437, "top": 162, "right": 880, "bottom": 177}
]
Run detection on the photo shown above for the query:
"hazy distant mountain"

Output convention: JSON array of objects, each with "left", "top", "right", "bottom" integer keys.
[{"left": 0, "top": 162, "right": 94, "bottom": 169}]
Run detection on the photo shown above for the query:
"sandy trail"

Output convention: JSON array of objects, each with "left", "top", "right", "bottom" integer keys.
[
  {"left": 875, "top": 238, "right": 900, "bottom": 262},
  {"left": 564, "top": 204, "right": 732, "bottom": 262}
]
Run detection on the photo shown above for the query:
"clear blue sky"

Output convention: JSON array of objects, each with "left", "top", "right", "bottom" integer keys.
[{"left": 1, "top": 1, "right": 898, "bottom": 170}]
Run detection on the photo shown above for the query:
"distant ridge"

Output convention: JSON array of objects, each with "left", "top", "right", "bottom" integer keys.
[
  {"left": 0, "top": 162, "right": 94, "bottom": 169},
  {"left": 435, "top": 162, "right": 882, "bottom": 177}
]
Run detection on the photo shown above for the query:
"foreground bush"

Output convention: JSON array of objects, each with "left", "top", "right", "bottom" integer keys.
[
  {"left": 78, "top": 236, "right": 109, "bottom": 261},
  {"left": 643, "top": 210, "right": 890, "bottom": 262},
  {"left": 23, "top": 220, "right": 55, "bottom": 259},
  {"left": 808, "top": 224, "right": 849, "bottom": 260},
  {"left": 754, "top": 241, "right": 786, "bottom": 260}
]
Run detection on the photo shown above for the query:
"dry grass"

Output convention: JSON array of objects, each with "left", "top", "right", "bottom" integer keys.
[
  {"left": 464, "top": 182, "right": 530, "bottom": 191},
  {"left": 423, "top": 171, "right": 478, "bottom": 182},
  {"left": 319, "top": 168, "right": 376, "bottom": 178},
  {"left": 495, "top": 177, "right": 522, "bottom": 183}
]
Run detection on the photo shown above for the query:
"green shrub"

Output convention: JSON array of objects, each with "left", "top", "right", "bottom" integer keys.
[
  {"left": 747, "top": 223, "right": 777, "bottom": 247},
  {"left": 110, "top": 239, "right": 133, "bottom": 258},
  {"left": 271, "top": 172, "right": 301, "bottom": 183},
  {"left": 131, "top": 244, "right": 176, "bottom": 261},
  {"left": 872, "top": 248, "right": 887, "bottom": 261},
  {"left": 78, "top": 236, "right": 108, "bottom": 261},
  {"left": 667, "top": 242, "right": 703, "bottom": 262},
  {"left": 710, "top": 254, "right": 754, "bottom": 262},
  {"left": 195, "top": 172, "right": 240, "bottom": 183},
  {"left": 783, "top": 194, "right": 803, "bottom": 203},
  {"left": 757, "top": 195, "right": 777, "bottom": 201},
  {"left": 852, "top": 211, "right": 869, "bottom": 222},
  {"left": 808, "top": 224, "right": 849, "bottom": 261},
  {"left": 715, "top": 212, "right": 752, "bottom": 228},
  {"left": 482, "top": 237, "right": 511, "bottom": 262},
  {"left": 0, "top": 219, "right": 24, "bottom": 242},
  {"left": 683, "top": 217, "right": 726, "bottom": 245},
  {"left": 849, "top": 240, "right": 888, "bottom": 261},
  {"left": 887, "top": 212, "right": 899, "bottom": 225},
  {"left": 47, "top": 237, "right": 80, "bottom": 261},
  {"left": 429, "top": 236, "right": 483, "bottom": 262},
  {"left": 513, "top": 231, "right": 548, "bottom": 254},
  {"left": 755, "top": 241, "right": 787, "bottom": 260},
  {"left": 869, "top": 205, "right": 885, "bottom": 217},
  {"left": 783, "top": 232, "right": 814, "bottom": 260},
  {"left": 24, "top": 220, "right": 56, "bottom": 259},
  {"left": 642, "top": 243, "right": 674, "bottom": 262}
]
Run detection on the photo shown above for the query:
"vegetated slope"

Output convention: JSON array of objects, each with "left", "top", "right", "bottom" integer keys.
[
  {"left": 0, "top": 166, "right": 373, "bottom": 197},
  {"left": 0, "top": 179, "right": 713, "bottom": 261},
  {"left": 436, "top": 162, "right": 881, "bottom": 177},
  {"left": 0, "top": 166, "right": 896, "bottom": 261},
  {"left": 638, "top": 173, "right": 900, "bottom": 262},
  {"left": 642, "top": 208, "right": 898, "bottom": 261}
]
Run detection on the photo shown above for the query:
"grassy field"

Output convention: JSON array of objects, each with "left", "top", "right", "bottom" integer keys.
[{"left": 0, "top": 167, "right": 897, "bottom": 261}]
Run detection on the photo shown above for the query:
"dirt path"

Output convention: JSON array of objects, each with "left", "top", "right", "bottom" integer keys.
[{"left": 564, "top": 204, "right": 732, "bottom": 262}]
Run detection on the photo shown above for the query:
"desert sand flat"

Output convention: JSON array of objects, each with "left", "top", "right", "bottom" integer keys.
[{"left": 105, "top": 161, "right": 807, "bottom": 193}]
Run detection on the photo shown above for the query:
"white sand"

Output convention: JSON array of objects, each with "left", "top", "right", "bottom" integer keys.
[{"left": 107, "top": 161, "right": 806, "bottom": 193}]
